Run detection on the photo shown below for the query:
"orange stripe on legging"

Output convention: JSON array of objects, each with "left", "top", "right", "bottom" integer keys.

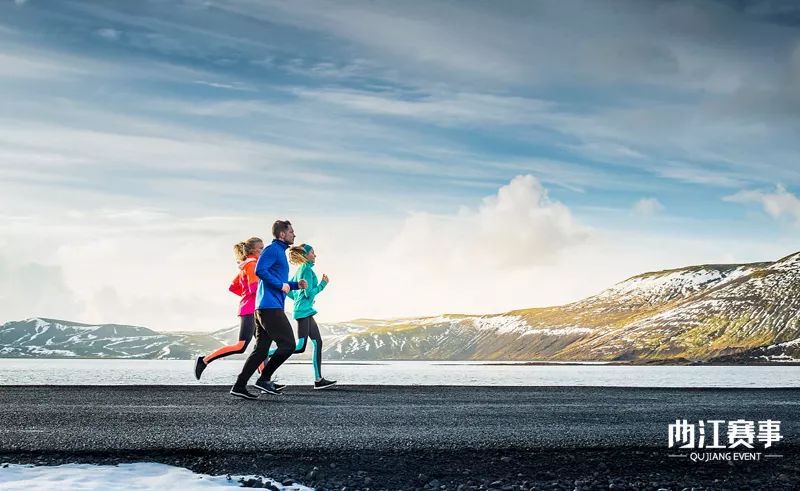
[{"left": 204, "top": 340, "right": 247, "bottom": 364}]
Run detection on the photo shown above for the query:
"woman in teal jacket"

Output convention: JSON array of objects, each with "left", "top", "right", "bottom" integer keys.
[{"left": 268, "top": 243, "right": 336, "bottom": 389}]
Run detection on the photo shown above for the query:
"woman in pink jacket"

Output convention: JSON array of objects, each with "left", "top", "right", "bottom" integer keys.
[{"left": 194, "top": 237, "right": 263, "bottom": 380}]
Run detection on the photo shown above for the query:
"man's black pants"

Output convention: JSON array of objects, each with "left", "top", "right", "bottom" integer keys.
[{"left": 234, "top": 308, "right": 295, "bottom": 388}]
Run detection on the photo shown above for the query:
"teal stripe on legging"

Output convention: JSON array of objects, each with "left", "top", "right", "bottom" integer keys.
[
  {"left": 311, "top": 338, "right": 321, "bottom": 380},
  {"left": 268, "top": 337, "right": 318, "bottom": 379},
  {"left": 268, "top": 337, "right": 306, "bottom": 357}
]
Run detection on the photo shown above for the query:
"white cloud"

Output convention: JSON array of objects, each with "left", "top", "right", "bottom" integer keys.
[
  {"left": 724, "top": 184, "right": 800, "bottom": 224},
  {"left": 290, "top": 86, "right": 792, "bottom": 192},
  {"left": 0, "top": 209, "right": 255, "bottom": 331},
  {"left": 219, "top": 0, "right": 791, "bottom": 96},
  {"left": 2, "top": 176, "right": 798, "bottom": 330},
  {"left": 633, "top": 198, "right": 665, "bottom": 217},
  {"left": 0, "top": 259, "right": 84, "bottom": 321},
  {"left": 206, "top": 0, "right": 800, "bottom": 190},
  {"left": 96, "top": 28, "right": 121, "bottom": 40},
  {"left": 292, "top": 88, "right": 553, "bottom": 126},
  {"left": 390, "top": 174, "right": 589, "bottom": 268},
  {"left": 654, "top": 161, "right": 746, "bottom": 188},
  {"left": 3, "top": 175, "right": 593, "bottom": 329},
  {"left": 0, "top": 52, "right": 85, "bottom": 79},
  {"left": 310, "top": 175, "right": 597, "bottom": 320},
  {"left": 192, "top": 80, "right": 255, "bottom": 91},
  {"left": 0, "top": 117, "right": 336, "bottom": 196}
]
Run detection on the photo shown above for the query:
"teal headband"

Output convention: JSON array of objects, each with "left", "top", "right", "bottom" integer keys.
[{"left": 302, "top": 244, "right": 313, "bottom": 254}]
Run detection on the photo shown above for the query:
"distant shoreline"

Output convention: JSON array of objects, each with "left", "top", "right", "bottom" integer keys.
[{"left": 2, "top": 356, "right": 800, "bottom": 366}]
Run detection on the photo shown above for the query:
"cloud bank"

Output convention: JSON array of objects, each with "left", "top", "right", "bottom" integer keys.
[{"left": 725, "top": 185, "right": 800, "bottom": 224}]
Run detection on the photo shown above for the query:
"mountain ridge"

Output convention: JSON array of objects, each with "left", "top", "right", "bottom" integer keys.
[{"left": 3, "top": 251, "right": 800, "bottom": 363}]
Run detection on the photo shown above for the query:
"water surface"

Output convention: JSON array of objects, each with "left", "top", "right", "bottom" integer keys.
[{"left": 1, "top": 359, "right": 799, "bottom": 387}]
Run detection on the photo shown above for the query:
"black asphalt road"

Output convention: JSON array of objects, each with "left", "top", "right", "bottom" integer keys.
[
  {"left": 1, "top": 386, "right": 799, "bottom": 451},
  {"left": 1, "top": 386, "right": 800, "bottom": 490}
]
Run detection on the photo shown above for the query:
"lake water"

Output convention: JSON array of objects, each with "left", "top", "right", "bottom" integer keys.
[{"left": 2, "top": 359, "right": 800, "bottom": 387}]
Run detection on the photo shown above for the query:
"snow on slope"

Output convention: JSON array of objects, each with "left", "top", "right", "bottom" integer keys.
[{"left": 585, "top": 265, "right": 757, "bottom": 307}]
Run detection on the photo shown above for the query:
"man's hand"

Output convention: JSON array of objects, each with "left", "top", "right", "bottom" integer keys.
[
  {"left": 298, "top": 279, "right": 308, "bottom": 289},
  {"left": 322, "top": 274, "right": 329, "bottom": 283},
  {"left": 282, "top": 283, "right": 290, "bottom": 293}
]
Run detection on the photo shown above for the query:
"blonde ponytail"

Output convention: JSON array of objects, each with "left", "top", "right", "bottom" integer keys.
[
  {"left": 288, "top": 244, "right": 309, "bottom": 265},
  {"left": 233, "top": 242, "right": 247, "bottom": 263}
]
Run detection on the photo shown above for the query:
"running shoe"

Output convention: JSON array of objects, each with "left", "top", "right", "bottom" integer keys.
[
  {"left": 314, "top": 378, "right": 337, "bottom": 390},
  {"left": 229, "top": 386, "right": 259, "bottom": 400},
  {"left": 273, "top": 382, "right": 287, "bottom": 392},
  {"left": 254, "top": 379, "right": 282, "bottom": 395},
  {"left": 194, "top": 356, "right": 207, "bottom": 380}
]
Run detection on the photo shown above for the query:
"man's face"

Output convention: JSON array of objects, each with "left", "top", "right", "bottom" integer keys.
[{"left": 281, "top": 225, "right": 296, "bottom": 245}]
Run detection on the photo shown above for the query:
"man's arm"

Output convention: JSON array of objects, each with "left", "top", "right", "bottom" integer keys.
[{"left": 255, "top": 248, "right": 284, "bottom": 290}]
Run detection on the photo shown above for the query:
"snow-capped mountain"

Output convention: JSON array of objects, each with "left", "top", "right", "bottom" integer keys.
[
  {"left": 321, "top": 252, "right": 800, "bottom": 363},
  {"left": 552, "top": 252, "right": 800, "bottom": 362},
  {"left": 0, "top": 318, "right": 223, "bottom": 359},
  {"left": 0, "top": 317, "right": 366, "bottom": 360},
  {"left": 3, "top": 251, "right": 800, "bottom": 363}
]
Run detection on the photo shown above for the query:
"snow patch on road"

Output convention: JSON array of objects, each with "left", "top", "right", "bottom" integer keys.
[{"left": 0, "top": 463, "right": 313, "bottom": 490}]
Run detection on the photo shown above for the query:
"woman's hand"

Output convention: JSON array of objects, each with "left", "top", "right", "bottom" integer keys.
[
  {"left": 298, "top": 279, "right": 309, "bottom": 289},
  {"left": 322, "top": 274, "right": 329, "bottom": 283}
]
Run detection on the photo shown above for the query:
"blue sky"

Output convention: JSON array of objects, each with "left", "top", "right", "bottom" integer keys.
[{"left": 2, "top": 0, "right": 800, "bottom": 330}]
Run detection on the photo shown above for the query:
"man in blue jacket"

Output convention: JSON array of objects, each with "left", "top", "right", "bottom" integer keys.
[{"left": 231, "top": 220, "right": 307, "bottom": 399}]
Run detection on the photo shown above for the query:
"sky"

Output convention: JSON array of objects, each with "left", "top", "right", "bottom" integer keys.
[{"left": 1, "top": 0, "right": 800, "bottom": 332}]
